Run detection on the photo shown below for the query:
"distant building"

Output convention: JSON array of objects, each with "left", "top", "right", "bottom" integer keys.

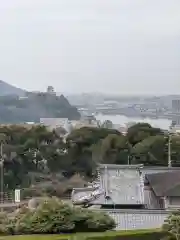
[
  {"left": 73, "top": 121, "right": 99, "bottom": 129},
  {"left": 101, "top": 120, "right": 113, "bottom": 129},
  {"left": 40, "top": 118, "right": 68, "bottom": 130},
  {"left": 72, "top": 114, "right": 99, "bottom": 129},
  {"left": 19, "top": 96, "right": 28, "bottom": 100},
  {"left": 64, "top": 121, "right": 73, "bottom": 134},
  {"left": 81, "top": 115, "right": 96, "bottom": 124},
  {"left": 172, "top": 99, "right": 180, "bottom": 126},
  {"left": 172, "top": 99, "right": 180, "bottom": 112}
]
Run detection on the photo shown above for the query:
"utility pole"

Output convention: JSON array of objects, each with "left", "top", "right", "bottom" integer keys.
[
  {"left": 168, "top": 133, "right": 171, "bottom": 167},
  {"left": 0, "top": 142, "right": 4, "bottom": 212}
]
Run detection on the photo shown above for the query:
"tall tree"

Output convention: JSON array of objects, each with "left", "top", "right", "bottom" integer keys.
[{"left": 127, "top": 122, "right": 162, "bottom": 146}]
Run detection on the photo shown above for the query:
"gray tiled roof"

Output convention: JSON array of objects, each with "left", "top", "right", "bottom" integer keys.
[
  {"left": 99, "top": 168, "right": 144, "bottom": 205},
  {"left": 72, "top": 165, "right": 180, "bottom": 206},
  {"left": 146, "top": 171, "right": 180, "bottom": 197}
]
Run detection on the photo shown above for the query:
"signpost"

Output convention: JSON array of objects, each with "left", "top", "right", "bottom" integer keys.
[{"left": 15, "top": 189, "right": 20, "bottom": 203}]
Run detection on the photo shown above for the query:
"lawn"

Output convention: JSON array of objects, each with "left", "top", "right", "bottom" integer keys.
[
  {"left": 0, "top": 229, "right": 163, "bottom": 240},
  {"left": 0, "top": 236, "right": 68, "bottom": 240}
]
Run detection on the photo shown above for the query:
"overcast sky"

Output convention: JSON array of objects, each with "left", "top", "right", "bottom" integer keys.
[{"left": 0, "top": 0, "right": 180, "bottom": 95}]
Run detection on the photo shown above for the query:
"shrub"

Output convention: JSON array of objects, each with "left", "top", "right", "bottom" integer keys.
[
  {"left": 162, "top": 210, "right": 180, "bottom": 240},
  {"left": 85, "top": 211, "right": 116, "bottom": 232},
  {"left": 0, "top": 211, "right": 8, "bottom": 224},
  {"left": 0, "top": 212, "right": 8, "bottom": 235},
  {"left": 72, "top": 207, "right": 116, "bottom": 232},
  {"left": 3, "top": 197, "right": 115, "bottom": 235}
]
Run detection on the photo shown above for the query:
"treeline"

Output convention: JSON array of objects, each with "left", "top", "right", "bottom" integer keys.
[{"left": 0, "top": 123, "right": 179, "bottom": 195}]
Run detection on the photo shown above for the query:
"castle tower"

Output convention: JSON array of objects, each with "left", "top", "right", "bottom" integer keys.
[{"left": 47, "top": 86, "right": 55, "bottom": 95}]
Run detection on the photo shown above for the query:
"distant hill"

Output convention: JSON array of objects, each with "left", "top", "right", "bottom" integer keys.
[
  {"left": 0, "top": 80, "right": 26, "bottom": 96},
  {"left": 0, "top": 91, "right": 80, "bottom": 123}
]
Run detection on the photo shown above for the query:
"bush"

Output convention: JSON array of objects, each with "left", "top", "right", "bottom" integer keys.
[
  {"left": 162, "top": 210, "right": 180, "bottom": 240},
  {"left": 2, "top": 197, "right": 115, "bottom": 235},
  {"left": 0, "top": 212, "right": 10, "bottom": 234},
  {"left": 85, "top": 211, "right": 116, "bottom": 232},
  {"left": 72, "top": 207, "right": 115, "bottom": 232}
]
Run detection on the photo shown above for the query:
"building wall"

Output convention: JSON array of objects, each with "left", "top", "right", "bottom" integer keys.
[
  {"left": 172, "top": 99, "right": 180, "bottom": 113},
  {"left": 40, "top": 118, "right": 68, "bottom": 129},
  {"left": 144, "top": 186, "right": 161, "bottom": 209},
  {"left": 96, "top": 209, "right": 169, "bottom": 230},
  {"left": 172, "top": 99, "right": 180, "bottom": 126},
  {"left": 165, "top": 197, "right": 180, "bottom": 209}
]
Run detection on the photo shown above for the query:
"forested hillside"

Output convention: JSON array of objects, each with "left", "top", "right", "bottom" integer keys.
[
  {"left": 0, "top": 80, "right": 25, "bottom": 96},
  {"left": 0, "top": 92, "right": 80, "bottom": 123}
]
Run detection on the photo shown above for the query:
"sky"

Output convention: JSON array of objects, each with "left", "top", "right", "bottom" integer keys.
[{"left": 0, "top": 0, "right": 180, "bottom": 95}]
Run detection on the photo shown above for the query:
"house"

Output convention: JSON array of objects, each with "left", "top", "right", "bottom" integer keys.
[
  {"left": 71, "top": 164, "right": 180, "bottom": 230},
  {"left": 145, "top": 171, "right": 180, "bottom": 210}
]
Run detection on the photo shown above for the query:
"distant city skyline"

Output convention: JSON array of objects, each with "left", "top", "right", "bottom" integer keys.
[{"left": 0, "top": 0, "right": 180, "bottom": 95}]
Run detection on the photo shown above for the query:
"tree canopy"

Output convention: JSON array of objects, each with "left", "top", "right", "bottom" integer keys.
[{"left": 0, "top": 122, "right": 179, "bottom": 197}]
